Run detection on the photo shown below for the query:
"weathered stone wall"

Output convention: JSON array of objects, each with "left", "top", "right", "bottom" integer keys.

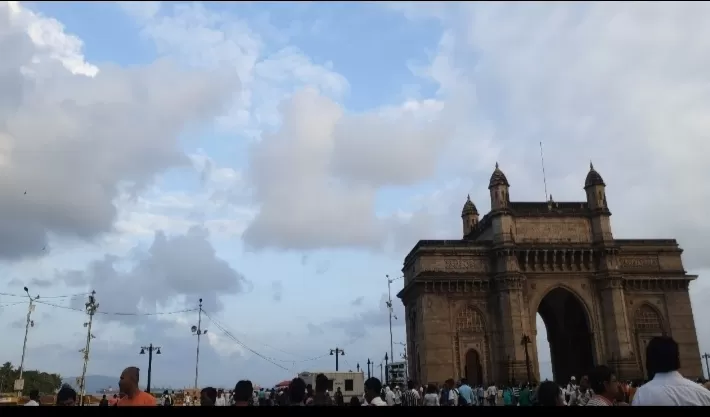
[
  {"left": 664, "top": 290, "right": 703, "bottom": 379},
  {"left": 515, "top": 217, "right": 591, "bottom": 243}
]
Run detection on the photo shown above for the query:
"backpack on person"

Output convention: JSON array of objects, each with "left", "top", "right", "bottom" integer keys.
[
  {"left": 457, "top": 389, "right": 468, "bottom": 406},
  {"left": 439, "top": 388, "right": 449, "bottom": 405}
]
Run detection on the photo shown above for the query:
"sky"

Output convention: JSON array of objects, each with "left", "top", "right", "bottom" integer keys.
[{"left": 0, "top": 1, "right": 710, "bottom": 389}]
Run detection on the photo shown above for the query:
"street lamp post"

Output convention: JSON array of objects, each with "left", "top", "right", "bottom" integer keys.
[
  {"left": 521, "top": 335, "right": 532, "bottom": 383},
  {"left": 379, "top": 363, "right": 383, "bottom": 382},
  {"left": 140, "top": 344, "right": 161, "bottom": 394},
  {"left": 386, "top": 275, "right": 403, "bottom": 372},
  {"left": 78, "top": 291, "right": 98, "bottom": 406},
  {"left": 330, "top": 348, "right": 345, "bottom": 372},
  {"left": 191, "top": 299, "right": 206, "bottom": 394},
  {"left": 17, "top": 286, "right": 39, "bottom": 397},
  {"left": 367, "top": 358, "right": 371, "bottom": 379}
]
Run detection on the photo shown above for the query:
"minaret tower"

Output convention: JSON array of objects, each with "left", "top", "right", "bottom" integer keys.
[{"left": 461, "top": 195, "right": 479, "bottom": 237}]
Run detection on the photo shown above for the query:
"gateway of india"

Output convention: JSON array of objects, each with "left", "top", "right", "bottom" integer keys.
[{"left": 397, "top": 163, "right": 703, "bottom": 385}]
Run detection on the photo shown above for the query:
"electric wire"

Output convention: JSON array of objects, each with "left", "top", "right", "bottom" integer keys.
[
  {"left": 34, "top": 299, "right": 198, "bottom": 316},
  {"left": 2, "top": 293, "right": 365, "bottom": 373},
  {"left": 204, "top": 312, "right": 362, "bottom": 364},
  {"left": 0, "top": 291, "right": 90, "bottom": 299},
  {"left": 201, "top": 310, "right": 293, "bottom": 372},
  {"left": 0, "top": 301, "right": 26, "bottom": 308}
]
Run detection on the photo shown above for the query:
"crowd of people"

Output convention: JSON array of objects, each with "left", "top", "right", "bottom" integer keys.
[{"left": 36, "top": 335, "right": 710, "bottom": 406}]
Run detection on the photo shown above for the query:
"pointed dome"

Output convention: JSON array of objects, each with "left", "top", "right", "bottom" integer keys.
[
  {"left": 462, "top": 195, "right": 478, "bottom": 216},
  {"left": 488, "top": 162, "right": 510, "bottom": 189},
  {"left": 584, "top": 161, "right": 605, "bottom": 188}
]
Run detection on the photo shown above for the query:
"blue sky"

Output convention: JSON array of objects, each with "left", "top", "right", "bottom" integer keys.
[{"left": 1, "top": 1, "right": 710, "bottom": 389}]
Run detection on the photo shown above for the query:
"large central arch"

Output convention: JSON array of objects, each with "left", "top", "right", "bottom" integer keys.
[{"left": 537, "top": 287, "right": 595, "bottom": 381}]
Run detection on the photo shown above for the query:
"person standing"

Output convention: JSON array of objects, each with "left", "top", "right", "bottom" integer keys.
[
  {"left": 632, "top": 336, "right": 710, "bottom": 406},
  {"left": 25, "top": 390, "right": 40, "bottom": 406},
  {"left": 117, "top": 367, "right": 157, "bottom": 406},
  {"left": 334, "top": 387, "right": 344, "bottom": 406},
  {"left": 518, "top": 384, "right": 532, "bottom": 406},
  {"left": 569, "top": 375, "right": 592, "bottom": 406},
  {"left": 363, "top": 378, "right": 387, "bottom": 406},
  {"left": 422, "top": 384, "right": 439, "bottom": 406},
  {"left": 401, "top": 380, "right": 419, "bottom": 406},
  {"left": 586, "top": 365, "right": 625, "bottom": 406},
  {"left": 486, "top": 382, "right": 497, "bottom": 406}
]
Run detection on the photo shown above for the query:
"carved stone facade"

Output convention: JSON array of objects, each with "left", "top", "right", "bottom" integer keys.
[{"left": 398, "top": 163, "right": 703, "bottom": 385}]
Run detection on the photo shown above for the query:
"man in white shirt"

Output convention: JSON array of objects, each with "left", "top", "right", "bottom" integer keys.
[
  {"left": 393, "top": 386, "right": 402, "bottom": 405},
  {"left": 486, "top": 383, "right": 497, "bottom": 406},
  {"left": 384, "top": 385, "right": 395, "bottom": 405},
  {"left": 214, "top": 389, "right": 226, "bottom": 406},
  {"left": 632, "top": 336, "right": 710, "bottom": 406},
  {"left": 24, "top": 390, "right": 40, "bottom": 406}
]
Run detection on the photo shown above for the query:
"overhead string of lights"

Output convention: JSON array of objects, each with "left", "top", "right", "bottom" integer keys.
[
  {"left": 0, "top": 291, "right": 197, "bottom": 316},
  {"left": 0, "top": 291, "right": 91, "bottom": 299},
  {"left": 1, "top": 290, "right": 365, "bottom": 372}
]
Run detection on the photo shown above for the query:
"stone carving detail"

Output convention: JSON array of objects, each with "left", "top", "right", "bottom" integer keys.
[
  {"left": 457, "top": 306, "right": 485, "bottom": 333},
  {"left": 635, "top": 305, "right": 662, "bottom": 332},
  {"left": 620, "top": 257, "right": 659, "bottom": 269},
  {"left": 516, "top": 221, "right": 589, "bottom": 243},
  {"left": 420, "top": 258, "right": 488, "bottom": 273},
  {"left": 444, "top": 259, "right": 487, "bottom": 272}
]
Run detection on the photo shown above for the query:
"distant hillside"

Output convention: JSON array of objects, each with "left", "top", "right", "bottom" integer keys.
[{"left": 62, "top": 375, "right": 117, "bottom": 394}]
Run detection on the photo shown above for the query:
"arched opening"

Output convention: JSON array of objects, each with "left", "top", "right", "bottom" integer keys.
[
  {"left": 464, "top": 349, "right": 483, "bottom": 386},
  {"left": 536, "top": 287, "right": 594, "bottom": 382},
  {"left": 634, "top": 304, "right": 664, "bottom": 379}
]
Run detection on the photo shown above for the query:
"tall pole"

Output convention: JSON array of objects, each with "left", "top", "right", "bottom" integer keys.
[
  {"left": 386, "top": 275, "right": 394, "bottom": 367},
  {"left": 702, "top": 353, "right": 710, "bottom": 379},
  {"left": 521, "top": 335, "right": 532, "bottom": 383},
  {"left": 367, "top": 359, "right": 371, "bottom": 379},
  {"left": 330, "top": 348, "right": 344, "bottom": 371},
  {"left": 147, "top": 345, "right": 153, "bottom": 394},
  {"left": 193, "top": 298, "right": 204, "bottom": 393},
  {"left": 17, "top": 286, "right": 39, "bottom": 397},
  {"left": 379, "top": 363, "right": 383, "bottom": 382},
  {"left": 140, "top": 344, "right": 161, "bottom": 394},
  {"left": 79, "top": 291, "right": 99, "bottom": 406}
]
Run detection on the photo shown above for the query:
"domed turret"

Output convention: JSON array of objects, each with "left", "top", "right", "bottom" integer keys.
[
  {"left": 488, "top": 162, "right": 510, "bottom": 211},
  {"left": 488, "top": 162, "right": 510, "bottom": 189},
  {"left": 462, "top": 195, "right": 478, "bottom": 216},
  {"left": 461, "top": 195, "right": 479, "bottom": 237},
  {"left": 585, "top": 161, "right": 608, "bottom": 211},
  {"left": 584, "top": 162, "right": 605, "bottom": 189},
  {"left": 584, "top": 161, "right": 613, "bottom": 242}
]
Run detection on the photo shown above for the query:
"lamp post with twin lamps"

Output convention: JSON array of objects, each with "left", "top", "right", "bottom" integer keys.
[{"left": 139, "top": 344, "right": 161, "bottom": 395}]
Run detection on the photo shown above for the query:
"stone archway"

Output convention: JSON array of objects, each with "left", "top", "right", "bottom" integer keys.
[
  {"left": 464, "top": 349, "right": 484, "bottom": 386},
  {"left": 634, "top": 304, "right": 665, "bottom": 379},
  {"left": 537, "top": 287, "right": 595, "bottom": 381}
]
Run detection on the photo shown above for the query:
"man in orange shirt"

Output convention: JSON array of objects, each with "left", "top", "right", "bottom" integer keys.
[{"left": 117, "top": 367, "right": 157, "bottom": 406}]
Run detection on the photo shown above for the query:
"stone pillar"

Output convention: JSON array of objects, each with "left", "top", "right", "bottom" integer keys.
[{"left": 596, "top": 270, "right": 638, "bottom": 380}]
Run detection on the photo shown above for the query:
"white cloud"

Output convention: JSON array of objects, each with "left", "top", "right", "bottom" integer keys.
[
  {"left": 0, "top": 1, "right": 239, "bottom": 262},
  {"left": 125, "top": 2, "right": 349, "bottom": 137},
  {"left": 7, "top": 1, "right": 98, "bottom": 77}
]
